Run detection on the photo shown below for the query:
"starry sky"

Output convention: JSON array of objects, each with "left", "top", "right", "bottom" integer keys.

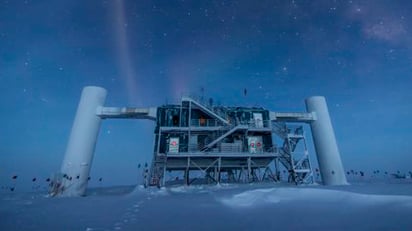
[{"left": 1, "top": 0, "right": 412, "bottom": 190}]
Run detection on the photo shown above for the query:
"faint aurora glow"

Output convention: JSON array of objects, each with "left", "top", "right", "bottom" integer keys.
[
  {"left": 111, "top": 0, "right": 140, "bottom": 105},
  {"left": 168, "top": 58, "right": 192, "bottom": 100}
]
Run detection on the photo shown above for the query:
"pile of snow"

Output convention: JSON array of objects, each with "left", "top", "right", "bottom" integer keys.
[{"left": 220, "top": 187, "right": 412, "bottom": 208}]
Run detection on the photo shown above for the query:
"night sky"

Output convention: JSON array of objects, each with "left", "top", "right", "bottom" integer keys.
[{"left": 1, "top": 0, "right": 412, "bottom": 190}]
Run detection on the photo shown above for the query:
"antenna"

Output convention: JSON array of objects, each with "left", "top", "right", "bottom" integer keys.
[{"left": 200, "top": 86, "right": 205, "bottom": 102}]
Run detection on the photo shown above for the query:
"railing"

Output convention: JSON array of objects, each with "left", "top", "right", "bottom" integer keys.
[
  {"left": 189, "top": 118, "right": 272, "bottom": 129},
  {"left": 190, "top": 119, "right": 221, "bottom": 127},
  {"left": 238, "top": 119, "right": 271, "bottom": 129},
  {"left": 182, "top": 96, "right": 229, "bottom": 124},
  {"left": 165, "top": 143, "right": 277, "bottom": 154},
  {"left": 272, "top": 123, "right": 303, "bottom": 137}
]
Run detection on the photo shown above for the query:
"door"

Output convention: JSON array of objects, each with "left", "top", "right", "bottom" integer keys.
[{"left": 253, "top": 113, "right": 263, "bottom": 128}]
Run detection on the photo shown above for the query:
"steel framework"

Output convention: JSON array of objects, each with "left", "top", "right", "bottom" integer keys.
[{"left": 147, "top": 97, "right": 314, "bottom": 187}]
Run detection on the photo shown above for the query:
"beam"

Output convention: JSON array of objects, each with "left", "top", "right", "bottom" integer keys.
[
  {"left": 270, "top": 112, "right": 315, "bottom": 122},
  {"left": 96, "top": 107, "right": 157, "bottom": 120}
]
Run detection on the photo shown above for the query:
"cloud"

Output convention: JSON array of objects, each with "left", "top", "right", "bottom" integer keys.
[
  {"left": 363, "top": 20, "right": 407, "bottom": 44},
  {"left": 345, "top": 2, "right": 410, "bottom": 45}
]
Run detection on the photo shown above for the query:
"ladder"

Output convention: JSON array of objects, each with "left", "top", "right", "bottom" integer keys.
[{"left": 148, "top": 154, "right": 166, "bottom": 187}]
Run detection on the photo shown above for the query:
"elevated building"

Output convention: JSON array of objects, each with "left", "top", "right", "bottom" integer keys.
[
  {"left": 148, "top": 97, "right": 313, "bottom": 187},
  {"left": 55, "top": 86, "right": 347, "bottom": 197}
]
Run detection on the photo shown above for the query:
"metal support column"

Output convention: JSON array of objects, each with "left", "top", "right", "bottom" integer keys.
[
  {"left": 247, "top": 157, "right": 251, "bottom": 182},
  {"left": 185, "top": 157, "right": 190, "bottom": 185},
  {"left": 275, "top": 157, "right": 280, "bottom": 181},
  {"left": 217, "top": 157, "right": 222, "bottom": 183},
  {"left": 162, "top": 160, "right": 166, "bottom": 187}
]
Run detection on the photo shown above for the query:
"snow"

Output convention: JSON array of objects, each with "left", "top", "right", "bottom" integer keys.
[
  {"left": 220, "top": 187, "right": 412, "bottom": 208},
  {"left": 1, "top": 182, "right": 412, "bottom": 230}
]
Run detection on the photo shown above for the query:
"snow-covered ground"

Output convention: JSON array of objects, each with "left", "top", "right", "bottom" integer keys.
[{"left": 1, "top": 181, "right": 412, "bottom": 230}]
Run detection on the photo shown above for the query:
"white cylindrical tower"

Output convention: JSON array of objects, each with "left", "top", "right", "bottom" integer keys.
[
  {"left": 60, "top": 86, "right": 107, "bottom": 196},
  {"left": 305, "top": 96, "right": 347, "bottom": 185}
]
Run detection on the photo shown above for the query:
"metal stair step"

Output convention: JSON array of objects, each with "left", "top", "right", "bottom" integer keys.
[{"left": 294, "top": 169, "right": 311, "bottom": 173}]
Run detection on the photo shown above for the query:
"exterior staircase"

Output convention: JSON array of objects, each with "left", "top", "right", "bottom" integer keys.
[
  {"left": 202, "top": 124, "right": 249, "bottom": 151},
  {"left": 272, "top": 122, "right": 314, "bottom": 184},
  {"left": 181, "top": 97, "right": 229, "bottom": 125}
]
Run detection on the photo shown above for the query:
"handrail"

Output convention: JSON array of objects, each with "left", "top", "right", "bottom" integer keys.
[
  {"left": 165, "top": 142, "right": 277, "bottom": 154},
  {"left": 190, "top": 119, "right": 220, "bottom": 127},
  {"left": 182, "top": 96, "right": 230, "bottom": 125},
  {"left": 202, "top": 124, "right": 249, "bottom": 151}
]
